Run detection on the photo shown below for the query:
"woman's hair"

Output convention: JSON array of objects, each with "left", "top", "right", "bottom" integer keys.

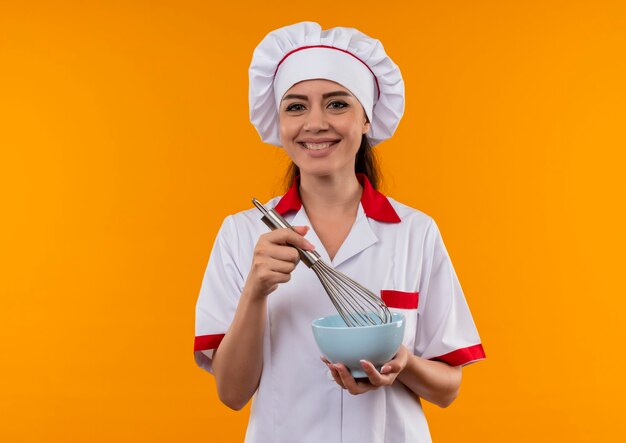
[{"left": 283, "top": 135, "right": 382, "bottom": 191}]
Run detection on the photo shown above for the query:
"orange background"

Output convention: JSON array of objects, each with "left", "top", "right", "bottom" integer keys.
[{"left": 1, "top": 0, "right": 625, "bottom": 441}]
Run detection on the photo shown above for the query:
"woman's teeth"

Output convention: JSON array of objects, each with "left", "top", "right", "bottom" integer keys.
[{"left": 302, "top": 142, "right": 335, "bottom": 150}]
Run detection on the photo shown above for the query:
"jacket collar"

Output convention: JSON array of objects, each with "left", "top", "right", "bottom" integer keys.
[{"left": 273, "top": 173, "right": 401, "bottom": 223}]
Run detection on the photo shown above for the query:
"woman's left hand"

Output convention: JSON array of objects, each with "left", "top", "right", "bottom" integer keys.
[{"left": 321, "top": 345, "right": 410, "bottom": 395}]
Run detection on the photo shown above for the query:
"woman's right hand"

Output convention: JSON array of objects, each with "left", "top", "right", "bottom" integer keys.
[{"left": 244, "top": 226, "right": 316, "bottom": 299}]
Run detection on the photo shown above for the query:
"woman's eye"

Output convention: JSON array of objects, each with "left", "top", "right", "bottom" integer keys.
[
  {"left": 285, "top": 103, "right": 305, "bottom": 112},
  {"left": 328, "top": 101, "right": 348, "bottom": 109}
]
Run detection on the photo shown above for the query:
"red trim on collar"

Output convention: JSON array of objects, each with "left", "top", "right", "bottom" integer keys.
[
  {"left": 273, "top": 177, "right": 302, "bottom": 215},
  {"left": 274, "top": 173, "right": 401, "bottom": 223}
]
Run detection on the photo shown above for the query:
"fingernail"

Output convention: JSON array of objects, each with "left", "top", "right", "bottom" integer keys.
[
  {"left": 306, "top": 241, "right": 315, "bottom": 250},
  {"left": 381, "top": 365, "right": 390, "bottom": 373}
]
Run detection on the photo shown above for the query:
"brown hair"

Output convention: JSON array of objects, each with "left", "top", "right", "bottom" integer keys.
[{"left": 283, "top": 135, "right": 382, "bottom": 191}]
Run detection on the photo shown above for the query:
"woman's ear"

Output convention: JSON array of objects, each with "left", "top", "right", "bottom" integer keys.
[{"left": 363, "top": 120, "right": 371, "bottom": 133}]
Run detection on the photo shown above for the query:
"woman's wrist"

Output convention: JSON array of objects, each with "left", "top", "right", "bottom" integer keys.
[{"left": 240, "top": 285, "right": 267, "bottom": 307}]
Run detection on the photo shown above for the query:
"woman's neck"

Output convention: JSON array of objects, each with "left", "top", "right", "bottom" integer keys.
[{"left": 298, "top": 173, "right": 362, "bottom": 216}]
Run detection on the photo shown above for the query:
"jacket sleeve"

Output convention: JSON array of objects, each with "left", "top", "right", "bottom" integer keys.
[
  {"left": 194, "top": 215, "right": 246, "bottom": 373},
  {"left": 414, "top": 218, "right": 486, "bottom": 366}
]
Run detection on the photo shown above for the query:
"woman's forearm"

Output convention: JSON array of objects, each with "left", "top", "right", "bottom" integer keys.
[
  {"left": 212, "top": 289, "right": 266, "bottom": 410},
  {"left": 396, "top": 352, "right": 462, "bottom": 408}
]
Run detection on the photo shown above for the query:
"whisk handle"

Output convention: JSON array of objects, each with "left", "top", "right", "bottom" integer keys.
[{"left": 252, "top": 198, "right": 321, "bottom": 268}]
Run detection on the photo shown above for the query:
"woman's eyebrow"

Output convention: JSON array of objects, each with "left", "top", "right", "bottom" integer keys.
[
  {"left": 282, "top": 94, "right": 308, "bottom": 101},
  {"left": 281, "top": 91, "right": 353, "bottom": 101},
  {"left": 322, "top": 91, "right": 352, "bottom": 99}
]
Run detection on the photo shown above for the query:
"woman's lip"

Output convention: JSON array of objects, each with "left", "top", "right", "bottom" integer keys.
[
  {"left": 298, "top": 141, "right": 338, "bottom": 151},
  {"left": 297, "top": 140, "right": 339, "bottom": 155}
]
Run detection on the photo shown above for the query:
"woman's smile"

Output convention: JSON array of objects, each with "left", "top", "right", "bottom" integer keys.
[
  {"left": 300, "top": 141, "right": 337, "bottom": 150},
  {"left": 298, "top": 139, "right": 341, "bottom": 156}
]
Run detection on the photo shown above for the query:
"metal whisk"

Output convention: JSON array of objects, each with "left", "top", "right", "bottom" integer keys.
[{"left": 252, "top": 198, "right": 392, "bottom": 327}]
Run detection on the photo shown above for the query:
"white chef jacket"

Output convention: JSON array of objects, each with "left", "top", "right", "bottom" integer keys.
[{"left": 194, "top": 174, "right": 485, "bottom": 443}]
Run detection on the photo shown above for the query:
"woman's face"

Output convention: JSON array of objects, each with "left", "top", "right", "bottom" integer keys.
[{"left": 278, "top": 79, "right": 370, "bottom": 178}]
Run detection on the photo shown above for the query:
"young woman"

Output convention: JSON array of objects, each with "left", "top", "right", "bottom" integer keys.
[{"left": 194, "top": 22, "right": 485, "bottom": 443}]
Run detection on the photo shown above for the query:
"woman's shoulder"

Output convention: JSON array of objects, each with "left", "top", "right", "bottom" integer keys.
[{"left": 385, "top": 196, "right": 435, "bottom": 227}]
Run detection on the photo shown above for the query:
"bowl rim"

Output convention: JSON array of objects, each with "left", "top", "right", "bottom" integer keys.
[{"left": 311, "top": 312, "right": 405, "bottom": 330}]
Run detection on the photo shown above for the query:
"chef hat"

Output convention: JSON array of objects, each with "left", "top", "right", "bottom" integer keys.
[{"left": 249, "top": 22, "right": 405, "bottom": 147}]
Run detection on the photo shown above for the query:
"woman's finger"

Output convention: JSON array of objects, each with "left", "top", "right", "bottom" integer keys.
[
  {"left": 268, "top": 227, "right": 316, "bottom": 251},
  {"left": 265, "top": 256, "right": 298, "bottom": 274},
  {"left": 333, "top": 363, "right": 374, "bottom": 395},
  {"left": 261, "top": 244, "right": 301, "bottom": 264},
  {"left": 380, "top": 361, "right": 400, "bottom": 375},
  {"left": 292, "top": 225, "right": 310, "bottom": 236},
  {"left": 320, "top": 356, "right": 346, "bottom": 389},
  {"left": 380, "top": 345, "right": 409, "bottom": 375},
  {"left": 359, "top": 360, "right": 386, "bottom": 386}
]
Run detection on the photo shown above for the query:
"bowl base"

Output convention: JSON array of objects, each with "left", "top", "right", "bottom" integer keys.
[{"left": 350, "top": 368, "right": 380, "bottom": 379}]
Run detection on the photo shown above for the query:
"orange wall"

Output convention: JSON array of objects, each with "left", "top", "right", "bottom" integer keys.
[{"left": 1, "top": 1, "right": 625, "bottom": 441}]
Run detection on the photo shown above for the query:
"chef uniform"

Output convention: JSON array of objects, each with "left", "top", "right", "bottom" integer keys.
[{"left": 195, "top": 22, "right": 485, "bottom": 443}]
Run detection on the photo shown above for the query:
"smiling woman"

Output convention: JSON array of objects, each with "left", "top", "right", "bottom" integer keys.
[{"left": 194, "top": 21, "right": 485, "bottom": 443}]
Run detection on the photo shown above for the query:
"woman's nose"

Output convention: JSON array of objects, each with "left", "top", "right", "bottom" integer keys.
[{"left": 303, "top": 107, "right": 329, "bottom": 132}]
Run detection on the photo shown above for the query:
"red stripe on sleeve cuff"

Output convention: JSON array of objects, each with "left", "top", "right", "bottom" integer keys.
[
  {"left": 430, "top": 344, "right": 486, "bottom": 366},
  {"left": 194, "top": 334, "right": 225, "bottom": 351},
  {"left": 381, "top": 290, "right": 419, "bottom": 309}
]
